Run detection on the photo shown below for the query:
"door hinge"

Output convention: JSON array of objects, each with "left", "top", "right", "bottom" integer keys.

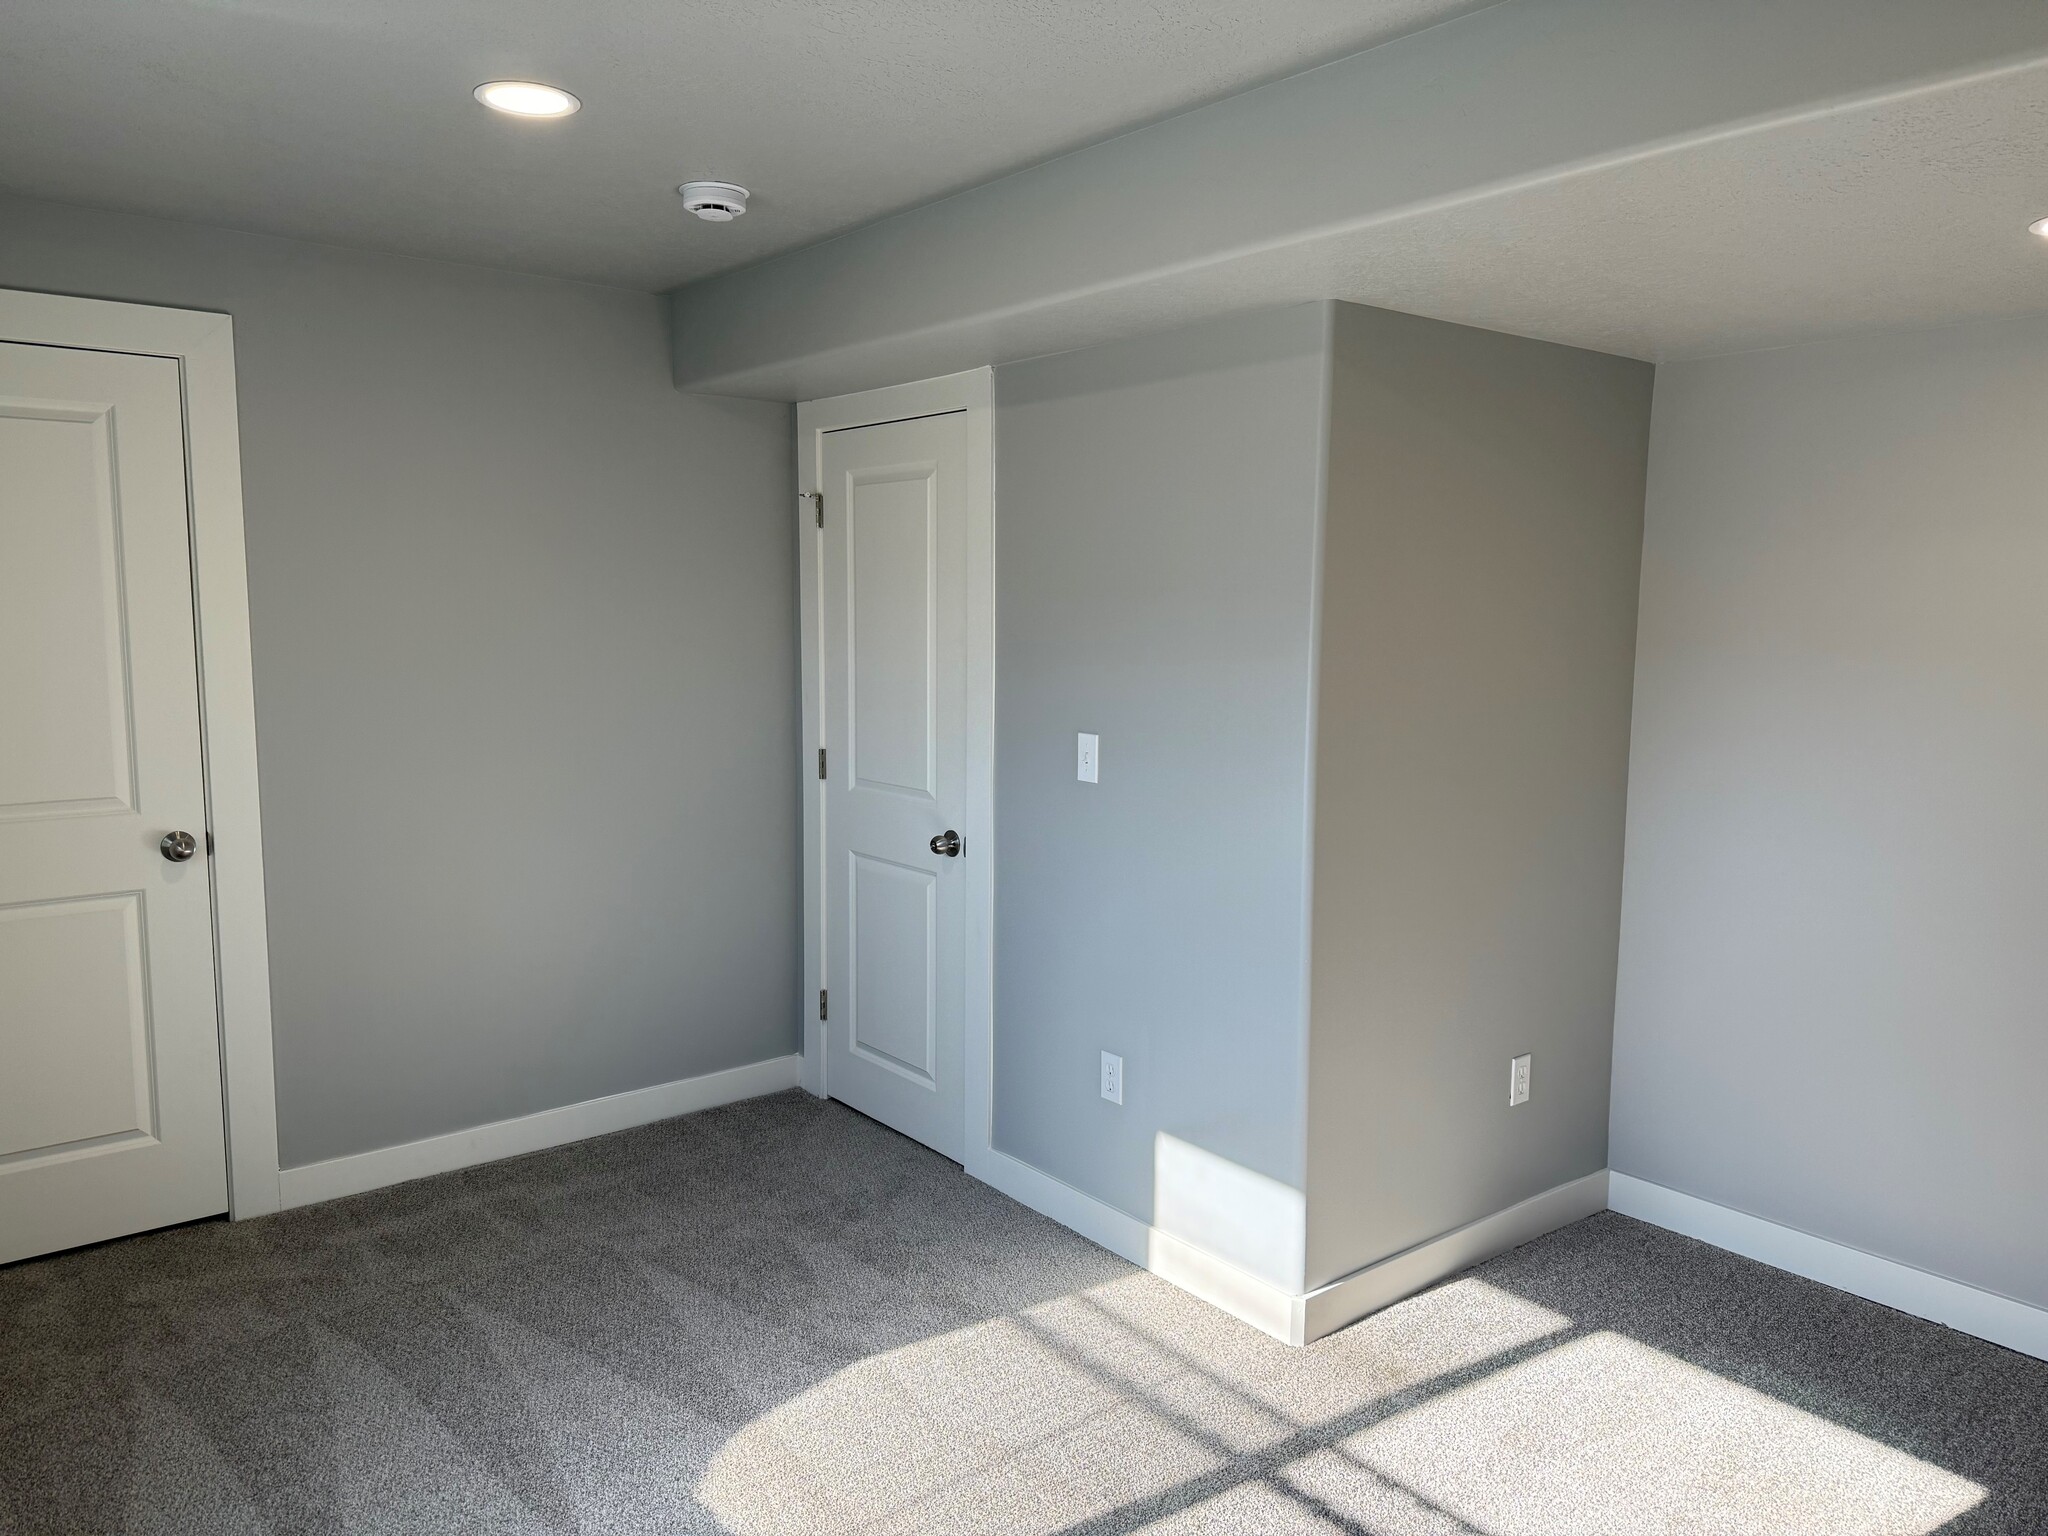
[
  {"left": 819, "top": 988, "right": 828, "bottom": 1022},
  {"left": 804, "top": 491, "right": 823, "bottom": 527},
  {"left": 818, "top": 747, "right": 827, "bottom": 779}
]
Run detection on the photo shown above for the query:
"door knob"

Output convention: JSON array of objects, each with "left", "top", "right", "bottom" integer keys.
[
  {"left": 930, "top": 830, "right": 962, "bottom": 858},
  {"left": 161, "top": 830, "right": 198, "bottom": 862}
]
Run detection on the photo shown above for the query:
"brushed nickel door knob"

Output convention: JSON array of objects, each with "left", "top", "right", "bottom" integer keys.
[
  {"left": 929, "top": 830, "right": 962, "bottom": 858},
  {"left": 160, "top": 830, "right": 198, "bottom": 862}
]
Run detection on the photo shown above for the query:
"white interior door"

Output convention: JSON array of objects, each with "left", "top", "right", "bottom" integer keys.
[
  {"left": 821, "top": 411, "right": 968, "bottom": 1160},
  {"left": 0, "top": 338, "right": 229, "bottom": 1264}
]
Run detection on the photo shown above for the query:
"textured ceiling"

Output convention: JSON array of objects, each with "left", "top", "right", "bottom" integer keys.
[
  {"left": 663, "top": 12, "right": 2048, "bottom": 399},
  {"left": 1047, "top": 59, "right": 2048, "bottom": 366},
  {"left": 0, "top": 0, "right": 1490, "bottom": 291},
  {"left": 1309, "top": 61, "right": 2048, "bottom": 363}
]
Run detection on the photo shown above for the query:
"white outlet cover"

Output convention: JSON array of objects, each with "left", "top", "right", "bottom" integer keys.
[
  {"left": 1100, "top": 1050, "right": 1123, "bottom": 1104},
  {"left": 1509, "top": 1053, "right": 1532, "bottom": 1107},
  {"left": 1077, "top": 732, "right": 1099, "bottom": 783}
]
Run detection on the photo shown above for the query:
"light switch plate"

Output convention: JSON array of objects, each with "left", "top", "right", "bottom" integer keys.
[{"left": 1077, "top": 732, "right": 1100, "bottom": 783}]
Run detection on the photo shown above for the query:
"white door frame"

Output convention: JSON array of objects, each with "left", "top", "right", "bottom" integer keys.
[
  {"left": 795, "top": 369, "right": 994, "bottom": 1164},
  {"left": 1, "top": 288, "right": 281, "bottom": 1221}
]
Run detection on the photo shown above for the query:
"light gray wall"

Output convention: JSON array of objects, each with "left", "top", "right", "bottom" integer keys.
[
  {"left": 0, "top": 192, "right": 798, "bottom": 1169},
  {"left": 992, "top": 305, "right": 1328, "bottom": 1287},
  {"left": 1303, "top": 305, "right": 1650, "bottom": 1289},
  {"left": 1614, "top": 313, "right": 2048, "bottom": 1309}
]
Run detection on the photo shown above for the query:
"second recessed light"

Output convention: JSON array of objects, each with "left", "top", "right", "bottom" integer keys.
[{"left": 474, "top": 80, "right": 580, "bottom": 118}]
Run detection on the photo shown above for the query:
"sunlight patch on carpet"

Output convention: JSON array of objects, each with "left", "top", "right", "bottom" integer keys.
[{"left": 1335, "top": 1331, "right": 1985, "bottom": 1536}]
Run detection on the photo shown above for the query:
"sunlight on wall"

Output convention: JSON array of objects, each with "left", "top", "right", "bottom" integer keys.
[{"left": 1151, "top": 1131, "right": 1306, "bottom": 1293}]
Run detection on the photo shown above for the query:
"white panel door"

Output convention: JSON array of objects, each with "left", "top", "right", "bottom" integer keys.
[
  {"left": 0, "top": 339, "right": 228, "bottom": 1263},
  {"left": 821, "top": 412, "right": 967, "bottom": 1160}
]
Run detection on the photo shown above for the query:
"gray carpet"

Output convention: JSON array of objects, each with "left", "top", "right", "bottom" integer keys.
[{"left": 3, "top": 1090, "right": 2044, "bottom": 1534}]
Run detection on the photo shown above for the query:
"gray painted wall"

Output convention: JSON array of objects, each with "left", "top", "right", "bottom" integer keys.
[
  {"left": 1305, "top": 305, "right": 1650, "bottom": 1290},
  {"left": 0, "top": 193, "right": 798, "bottom": 1169},
  {"left": 991, "top": 300, "right": 1648, "bottom": 1297},
  {"left": 1614, "top": 312, "right": 2048, "bottom": 1310},
  {"left": 992, "top": 305, "right": 1328, "bottom": 1290}
]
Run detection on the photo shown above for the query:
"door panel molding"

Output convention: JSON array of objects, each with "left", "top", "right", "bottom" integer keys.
[
  {"left": 796, "top": 370, "right": 992, "bottom": 1169},
  {"left": 0, "top": 396, "right": 141, "bottom": 821},
  {"left": 0, "top": 890, "right": 157, "bottom": 1160},
  {"left": 844, "top": 458, "right": 939, "bottom": 798},
  {"left": 846, "top": 849, "right": 939, "bottom": 1085},
  {"left": 0, "top": 288, "right": 280, "bottom": 1222}
]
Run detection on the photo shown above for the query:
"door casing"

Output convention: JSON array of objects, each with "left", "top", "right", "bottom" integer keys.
[
  {"left": 1, "top": 288, "right": 280, "bottom": 1221},
  {"left": 796, "top": 370, "right": 993, "bottom": 1168}
]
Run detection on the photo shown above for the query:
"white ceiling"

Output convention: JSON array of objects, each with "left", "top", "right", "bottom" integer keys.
[
  {"left": 1310, "top": 61, "right": 2048, "bottom": 363},
  {"left": 1008, "top": 58, "right": 2048, "bottom": 370},
  {"left": 658, "top": 0, "right": 2048, "bottom": 399},
  {"left": 0, "top": 0, "right": 1492, "bottom": 292}
]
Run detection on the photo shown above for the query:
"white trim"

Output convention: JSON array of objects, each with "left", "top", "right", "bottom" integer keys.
[
  {"left": 1149, "top": 1228, "right": 1300, "bottom": 1344},
  {"left": 1609, "top": 1173, "right": 2048, "bottom": 1363},
  {"left": 975, "top": 1143, "right": 1298, "bottom": 1343},
  {"left": 277, "top": 1055, "right": 803, "bottom": 1208},
  {"left": 0, "top": 289, "right": 282, "bottom": 1221},
  {"left": 1297, "top": 1170, "right": 1609, "bottom": 1345},
  {"left": 973, "top": 1146, "right": 1151, "bottom": 1268},
  {"left": 793, "top": 370, "right": 995, "bottom": 1150},
  {"left": 1138, "top": 1171, "right": 1607, "bottom": 1346},
  {"left": 977, "top": 1139, "right": 1605, "bottom": 1347}
]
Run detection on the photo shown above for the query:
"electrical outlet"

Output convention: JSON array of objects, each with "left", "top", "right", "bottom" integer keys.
[
  {"left": 1509, "top": 1053, "right": 1532, "bottom": 1107},
  {"left": 1077, "top": 733, "right": 1100, "bottom": 783},
  {"left": 1100, "top": 1051, "right": 1123, "bottom": 1105}
]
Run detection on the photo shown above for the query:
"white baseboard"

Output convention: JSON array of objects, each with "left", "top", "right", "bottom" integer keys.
[
  {"left": 986, "top": 1153, "right": 2048, "bottom": 1357},
  {"left": 967, "top": 1143, "right": 1300, "bottom": 1343},
  {"left": 1297, "top": 1171, "right": 1610, "bottom": 1345},
  {"left": 966, "top": 1145, "right": 1152, "bottom": 1268},
  {"left": 1609, "top": 1172, "right": 2048, "bottom": 1363},
  {"left": 967, "top": 1143, "right": 1603, "bottom": 1347},
  {"left": 1147, "top": 1226, "right": 1300, "bottom": 1343},
  {"left": 291, "top": 1068, "right": 2045, "bottom": 1364},
  {"left": 277, "top": 1055, "right": 804, "bottom": 1209}
]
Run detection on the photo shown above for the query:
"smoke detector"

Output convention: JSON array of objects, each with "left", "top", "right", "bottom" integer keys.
[{"left": 678, "top": 181, "right": 749, "bottom": 222}]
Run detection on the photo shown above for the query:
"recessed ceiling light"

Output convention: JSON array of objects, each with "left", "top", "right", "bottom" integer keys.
[
  {"left": 2031, "top": 215, "right": 2048, "bottom": 238},
  {"left": 474, "top": 81, "right": 580, "bottom": 118}
]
